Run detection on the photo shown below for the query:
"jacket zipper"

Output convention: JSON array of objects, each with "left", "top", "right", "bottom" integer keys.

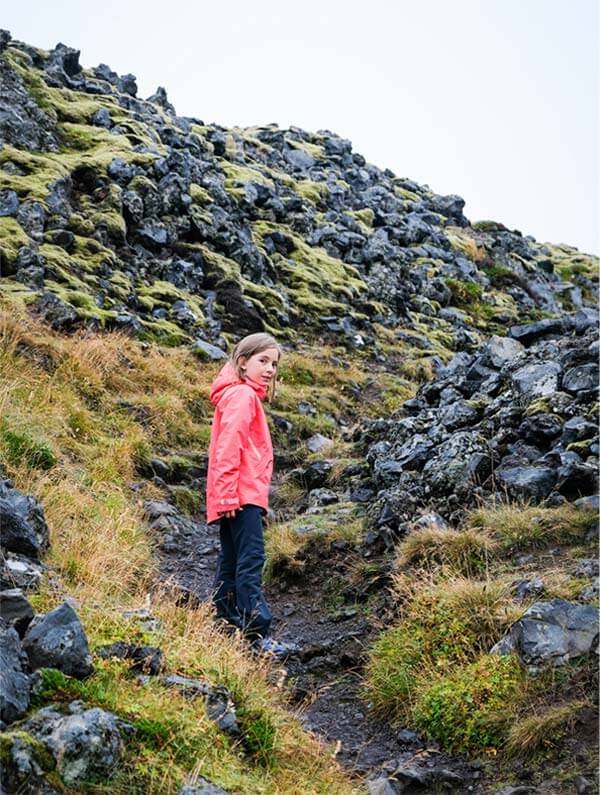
[{"left": 248, "top": 437, "right": 261, "bottom": 461}]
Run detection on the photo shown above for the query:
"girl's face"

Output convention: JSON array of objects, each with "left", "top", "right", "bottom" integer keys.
[{"left": 240, "top": 347, "right": 279, "bottom": 386}]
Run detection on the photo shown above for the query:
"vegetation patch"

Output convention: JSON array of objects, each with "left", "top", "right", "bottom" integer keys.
[
  {"left": 396, "top": 524, "right": 497, "bottom": 576},
  {"left": 365, "top": 577, "right": 513, "bottom": 720},
  {"left": 412, "top": 653, "right": 525, "bottom": 755},
  {"left": 467, "top": 502, "right": 597, "bottom": 552}
]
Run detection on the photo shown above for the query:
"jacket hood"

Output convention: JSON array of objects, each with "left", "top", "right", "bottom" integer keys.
[{"left": 209, "top": 361, "right": 268, "bottom": 406}]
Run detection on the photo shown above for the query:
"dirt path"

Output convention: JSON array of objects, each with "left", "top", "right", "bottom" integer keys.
[{"left": 146, "top": 497, "right": 482, "bottom": 793}]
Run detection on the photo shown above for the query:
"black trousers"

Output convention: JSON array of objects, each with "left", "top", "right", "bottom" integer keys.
[{"left": 213, "top": 504, "right": 272, "bottom": 639}]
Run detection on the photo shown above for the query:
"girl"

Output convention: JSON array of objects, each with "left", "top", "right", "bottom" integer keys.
[{"left": 206, "top": 332, "right": 292, "bottom": 656}]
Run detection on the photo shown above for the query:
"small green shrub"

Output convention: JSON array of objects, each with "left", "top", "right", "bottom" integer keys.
[
  {"left": 0, "top": 419, "right": 56, "bottom": 470},
  {"left": 412, "top": 654, "right": 524, "bottom": 755},
  {"left": 445, "top": 278, "right": 482, "bottom": 305},
  {"left": 365, "top": 579, "right": 510, "bottom": 718}
]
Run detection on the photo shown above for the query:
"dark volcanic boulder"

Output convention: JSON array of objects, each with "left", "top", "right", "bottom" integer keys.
[
  {"left": 495, "top": 466, "right": 557, "bottom": 500},
  {"left": 0, "top": 480, "right": 50, "bottom": 559},
  {"left": 22, "top": 602, "right": 94, "bottom": 678},
  {"left": 0, "top": 624, "right": 31, "bottom": 724},
  {"left": 23, "top": 702, "right": 127, "bottom": 787},
  {"left": 0, "top": 588, "right": 35, "bottom": 635},
  {"left": 491, "top": 599, "right": 599, "bottom": 666}
]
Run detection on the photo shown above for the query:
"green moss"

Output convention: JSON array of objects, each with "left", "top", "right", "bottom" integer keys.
[
  {"left": 138, "top": 318, "right": 191, "bottom": 346},
  {"left": 285, "top": 137, "right": 325, "bottom": 159},
  {"left": 219, "top": 159, "right": 274, "bottom": 194},
  {"left": 393, "top": 184, "right": 420, "bottom": 202},
  {"left": 0, "top": 417, "right": 56, "bottom": 470},
  {"left": 351, "top": 207, "right": 375, "bottom": 230},
  {"left": 127, "top": 175, "right": 159, "bottom": 195},
  {"left": 413, "top": 654, "right": 525, "bottom": 755},
  {"left": 108, "top": 271, "right": 133, "bottom": 300},
  {"left": 566, "top": 439, "right": 594, "bottom": 456},
  {"left": 0, "top": 730, "right": 56, "bottom": 774},
  {"left": 445, "top": 278, "right": 483, "bottom": 305},
  {"left": 253, "top": 220, "right": 366, "bottom": 314},
  {"left": 67, "top": 213, "right": 95, "bottom": 236},
  {"left": 39, "top": 244, "right": 92, "bottom": 288},
  {"left": 240, "top": 278, "right": 288, "bottom": 322},
  {"left": 293, "top": 180, "right": 328, "bottom": 204},
  {"left": 189, "top": 183, "right": 212, "bottom": 204},
  {"left": 0, "top": 217, "right": 29, "bottom": 267},
  {"left": 0, "top": 279, "right": 39, "bottom": 305},
  {"left": 136, "top": 280, "right": 205, "bottom": 323}
]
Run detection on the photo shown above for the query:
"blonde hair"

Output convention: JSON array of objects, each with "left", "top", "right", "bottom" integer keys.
[{"left": 230, "top": 332, "right": 281, "bottom": 403}]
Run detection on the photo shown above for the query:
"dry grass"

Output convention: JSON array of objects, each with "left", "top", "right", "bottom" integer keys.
[
  {"left": 265, "top": 503, "right": 364, "bottom": 581},
  {"left": 506, "top": 700, "right": 591, "bottom": 757},
  {"left": 467, "top": 501, "right": 597, "bottom": 552},
  {"left": 0, "top": 307, "right": 357, "bottom": 793},
  {"left": 396, "top": 524, "right": 497, "bottom": 577}
]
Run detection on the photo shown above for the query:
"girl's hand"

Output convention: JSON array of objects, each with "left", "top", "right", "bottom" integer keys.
[{"left": 218, "top": 509, "right": 237, "bottom": 518}]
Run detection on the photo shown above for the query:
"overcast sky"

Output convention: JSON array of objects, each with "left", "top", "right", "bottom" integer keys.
[{"left": 4, "top": 0, "right": 599, "bottom": 254}]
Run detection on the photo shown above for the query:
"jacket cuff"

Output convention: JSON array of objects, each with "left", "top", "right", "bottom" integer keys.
[{"left": 217, "top": 497, "right": 240, "bottom": 513}]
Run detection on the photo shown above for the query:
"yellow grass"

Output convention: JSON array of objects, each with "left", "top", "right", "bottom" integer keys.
[{"left": 0, "top": 306, "right": 357, "bottom": 793}]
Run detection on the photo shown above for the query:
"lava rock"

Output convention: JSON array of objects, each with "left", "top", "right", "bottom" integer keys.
[
  {"left": 0, "top": 188, "right": 19, "bottom": 216},
  {"left": 22, "top": 602, "right": 94, "bottom": 678},
  {"left": 491, "top": 599, "right": 600, "bottom": 666},
  {"left": 23, "top": 702, "right": 127, "bottom": 787},
  {"left": 0, "top": 588, "right": 34, "bottom": 635},
  {"left": 180, "top": 779, "right": 229, "bottom": 795},
  {"left": 496, "top": 466, "right": 557, "bottom": 500},
  {"left": 96, "top": 641, "right": 164, "bottom": 675},
  {"left": 511, "top": 362, "right": 561, "bottom": 399},
  {"left": 0, "top": 480, "right": 50, "bottom": 560},
  {"left": 0, "top": 624, "right": 31, "bottom": 724},
  {"left": 205, "top": 685, "right": 239, "bottom": 735}
]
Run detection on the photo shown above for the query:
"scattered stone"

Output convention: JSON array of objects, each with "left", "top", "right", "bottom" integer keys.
[
  {"left": 96, "top": 641, "right": 164, "bottom": 675},
  {"left": 496, "top": 467, "right": 557, "bottom": 500},
  {"left": 0, "top": 588, "right": 34, "bottom": 635},
  {"left": 180, "top": 778, "right": 229, "bottom": 795},
  {"left": 22, "top": 702, "right": 127, "bottom": 787},
  {"left": 161, "top": 674, "right": 211, "bottom": 698},
  {"left": 366, "top": 776, "right": 397, "bottom": 795},
  {"left": 23, "top": 602, "right": 94, "bottom": 678},
  {"left": 191, "top": 338, "right": 228, "bottom": 361},
  {"left": 0, "top": 728, "right": 57, "bottom": 793},
  {"left": 412, "top": 512, "right": 449, "bottom": 530},
  {"left": 511, "top": 362, "right": 561, "bottom": 399},
  {"left": 491, "top": 599, "right": 600, "bottom": 666},
  {"left": 307, "top": 433, "right": 334, "bottom": 453},
  {"left": 205, "top": 685, "right": 239, "bottom": 735},
  {"left": 308, "top": 488, "right": 339, "bottom": 507},
  {"left": 0, "top": 624, "right": 31, "bottom": 724},
  {"left": 1, "top": 551, "right": 45, "bottom": 591},
  {"left": 0, "top": 480, "right": 50, "bottom": 560}
]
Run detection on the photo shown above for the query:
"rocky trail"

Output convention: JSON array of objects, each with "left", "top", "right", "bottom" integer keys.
[{"left": 145, "top": 473, "right": 484, "bottom": 793}]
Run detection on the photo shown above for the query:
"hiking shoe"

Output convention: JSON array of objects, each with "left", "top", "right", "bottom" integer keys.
[{"left": 250, "top": 637, "right": 299, "bottom": 660}]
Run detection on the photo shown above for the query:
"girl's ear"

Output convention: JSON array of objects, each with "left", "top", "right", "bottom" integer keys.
[{"left": 238, "top": 356, "right": 247, "bottom": 371}]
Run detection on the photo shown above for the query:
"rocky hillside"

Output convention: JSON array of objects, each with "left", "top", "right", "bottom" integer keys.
[{"left": 1, "top": 31, "right": 599, "bottom": 795}]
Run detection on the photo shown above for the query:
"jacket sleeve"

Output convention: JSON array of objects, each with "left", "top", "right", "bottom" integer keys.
[{"left": 211, "top": 385, "right": 255, "bottom": 512}]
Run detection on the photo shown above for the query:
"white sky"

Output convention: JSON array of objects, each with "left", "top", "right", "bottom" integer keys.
[{"left": 4, "top": 0, "right": 599, "bottom": 254}]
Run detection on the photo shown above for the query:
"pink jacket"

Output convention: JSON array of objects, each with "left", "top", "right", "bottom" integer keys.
[{"left": 206, "top": 361, "right": 274, "bottom": 524}]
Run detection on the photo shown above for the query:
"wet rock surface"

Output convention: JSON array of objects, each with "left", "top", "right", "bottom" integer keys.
[
  {"left": 19, "top": 702, "right": 129, "bottom": 787},
  {"left": 23, "top": 601, "right": 95, "bottom": 679}
]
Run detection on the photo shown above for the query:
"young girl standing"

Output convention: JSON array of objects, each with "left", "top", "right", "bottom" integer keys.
[{"left": 206, "top": 332, "right": 291, "bottom": 656}]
